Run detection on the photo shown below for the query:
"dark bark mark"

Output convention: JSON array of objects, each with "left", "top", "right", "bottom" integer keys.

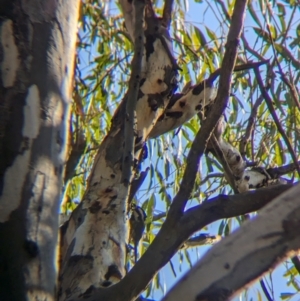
[
  {"left": 89, "top": 202, "right": 102, "bottom": 214},
  {"left": 0, "top": 92, "right": 25, "bottom": 194},
  {"left": 192, "top": 79, "right": 213, "bottom": 95},
  {"left": 104, "top": 264, "right": 123, "bottom": 281},
  {"left": 145, "top": 34, "right": 155, "bottom": 60},
  {"left": 137, "top": 88, "right": 144, "bottom": 100},
  {"left": 68, "top": 254, "right": 93, "bottom": 266},
  {"left": 147, "top": 94, "right": 164, "bottom": 111},
  {"left": 0, "top": 0, "right": 14, "bottom": 18},
  {"left": 196, "top": 288, "right": 232, "bottom": 301},
  {"left": 166, "top": 93, "right": 184, "bottom": 109},
  {"left": 166, "top": 111, "right": 183, "bottom": 119},
  {"left": 195, "top": 104, "right": 202, "bottom": 111},
  {"left": 24, "top": 239, "right": 39, "bottom": 258},
  {"left": 179, "top": 101, "right": 185, "bottom": 108}
]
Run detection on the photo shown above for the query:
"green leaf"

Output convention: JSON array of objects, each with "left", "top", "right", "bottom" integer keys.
[
  {"left": 280, "top": 292, "right": 295, "bottom": 300},
  {"left": 194, "top": 26, "right": 207, "bottom": 48}
]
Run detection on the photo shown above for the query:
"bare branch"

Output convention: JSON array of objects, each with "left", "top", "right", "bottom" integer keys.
[
  {"left": 264, "top": 20, "right": 300, "bottom": 111},
  {"left": 162, "top": 183, "right": 300, "bottom": 301},
  {"left": 166, "top": 0, "right": 248, "bottom": 218},
  {"left": 267, "top": 161, "right": 300, "bottom": 179},
  {"left": 254, "top": 67, "right": 300, "bottom": 177},
  {"left": 260, "top": 279, "right": 274, "bottom": 301},
  {"left": 239, "top": 95, "right": 264, "bottom": 159}
]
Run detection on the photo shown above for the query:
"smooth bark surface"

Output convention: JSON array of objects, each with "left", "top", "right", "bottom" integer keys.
[
  {"left": 0, "top": 0, "right": 80, "bottom": 300},
  {"left": 162, "top": 183, "right": 300, "bottom": 301}
]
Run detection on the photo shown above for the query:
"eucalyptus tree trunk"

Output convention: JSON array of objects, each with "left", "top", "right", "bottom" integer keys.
[{"left": 0, "top": 1, "right": 80, "bottom": 300}]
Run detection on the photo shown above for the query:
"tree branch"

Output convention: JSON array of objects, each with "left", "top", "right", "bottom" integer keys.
[
  {"left": 166, "top": 0, "right": 248, "bottom": 219},
  {"left": 267, "top": 161, "right": 300, "bottom": 179},
  {"left": 122, "top": 0, "right": 145, "bottom": 186},
  {"left": 239, "top": 95, "right": 264, "bottom": 159},
  {"left": 162, "top": 183, "right": 300, "bottom": 301},
  {"left": 254, "top": 67, "right": 300, "bottom": 177},
  {"left": 80, "top": 183, "right": 294, "bottom": 301}
]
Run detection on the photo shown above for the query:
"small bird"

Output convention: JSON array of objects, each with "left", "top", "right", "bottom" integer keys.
[{"left": 129, "top": 204, "right": 147, "bottom": 263}]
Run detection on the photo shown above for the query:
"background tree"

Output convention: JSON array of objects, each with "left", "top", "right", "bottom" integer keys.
[{"left": 0, "top": 0, "right": 300, "bottom": 301}]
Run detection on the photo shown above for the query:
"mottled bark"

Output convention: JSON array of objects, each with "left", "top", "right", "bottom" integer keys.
[{"left": 0, "top": 1, "right": 80, "bottom": 300}]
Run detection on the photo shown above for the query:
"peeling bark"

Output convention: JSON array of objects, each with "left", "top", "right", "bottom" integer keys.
[{"left": 0, "top": 1, "right": 80, "bottom": 300}]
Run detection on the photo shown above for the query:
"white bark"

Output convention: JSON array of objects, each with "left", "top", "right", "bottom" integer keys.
[
  {"left": 162, "top": 183, "right": 300, "bottom": 301},
  {"left": 0, "top": 1, "right": 80, "bottom": 300}
]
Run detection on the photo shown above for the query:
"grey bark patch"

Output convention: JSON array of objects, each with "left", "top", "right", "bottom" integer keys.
[{"left": 196, "top": 288, "right": 232, "bottom": 301}]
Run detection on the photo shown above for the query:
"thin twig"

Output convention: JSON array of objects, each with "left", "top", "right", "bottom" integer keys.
[
  {"left": 267, "top": 161, "right": 300, "bottom": 179},
  {"left": 260, "top": 279, "right": 274, "bottom": 301},
  {"left": 264, "top": 20, "right": 300, "bottom": 110},
  {"left": 209, "top": 135, "right": 239, "bottom": 194},
  {"left": 254, "top": 67, "right": 300, "bottom": 177},
  {"left": 239, "top": 95, "right": 264, "bottom": 159}
]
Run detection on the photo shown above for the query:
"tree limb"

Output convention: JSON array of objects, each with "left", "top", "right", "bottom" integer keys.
[
  {"left": 166, "top": 0, "right": 248, "bottom": 219},
  {"left": 162, "top": 183, "right": 300, "bottom": 301},
  {"left": 79, "top": 183, "right": 294, "bottom": 301}
]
